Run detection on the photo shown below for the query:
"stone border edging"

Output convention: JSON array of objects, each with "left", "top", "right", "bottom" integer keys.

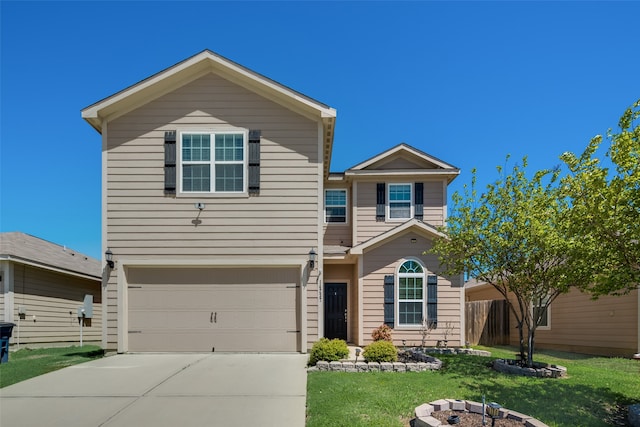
[
  {"left": 415, "top": 399, "right": 549, "bottom": 427},
  {"left": 308, "top": 359, "right": 442, "bottom": 372},
  {"left": 405, "top": 347, "right": 491, "bottom": 357},
  {"left": 493, "top": 359, "right": 567, "bottom": 378}
]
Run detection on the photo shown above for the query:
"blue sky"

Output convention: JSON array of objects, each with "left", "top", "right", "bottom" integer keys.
[{"left": 1, "top": 1, "right": 639, "bottom": 260}]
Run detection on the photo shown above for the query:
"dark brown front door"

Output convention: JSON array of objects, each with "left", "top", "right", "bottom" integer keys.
[{"left": 325, "top": 283, "right": 347, "bottom": 340}]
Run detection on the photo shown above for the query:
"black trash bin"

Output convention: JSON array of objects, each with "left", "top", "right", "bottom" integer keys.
[{"left": 0, "top": 322, "right": 16, "bottom": 363}]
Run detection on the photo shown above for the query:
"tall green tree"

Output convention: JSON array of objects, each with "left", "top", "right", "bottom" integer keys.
[
  {"left": 560, "top": 99, "right": 640, "bottom": 296},
  {"left": 430, "top": 159, "right": 590, "bottom": 366}
]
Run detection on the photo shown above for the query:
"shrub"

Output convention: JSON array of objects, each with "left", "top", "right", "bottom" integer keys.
[
  {"left": 371, "top": 324, "right": 393, "bottom": 342},
  {"left": 363, "top": 340, "right": 398, "bottom": 363},
  {"left": 308, "top": 338, "right": 349, "bottom": 365}
]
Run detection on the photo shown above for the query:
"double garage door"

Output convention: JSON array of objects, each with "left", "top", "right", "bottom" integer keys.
[{"left": 126, "top": 267, "right": 300, "bottom": 352}]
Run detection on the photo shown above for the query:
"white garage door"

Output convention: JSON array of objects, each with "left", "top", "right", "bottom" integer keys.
[{"left": 126, "top": 267, "right": 300, "bottom": 352}]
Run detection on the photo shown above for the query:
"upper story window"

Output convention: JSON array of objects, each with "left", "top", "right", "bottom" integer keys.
[
  {"left": 180, "top": 131, "right": 247, "bottom": 194},
  {"left": 325, "top": 189, "right": 347, "bottom": 223},
  {"left": 388, "top": 183, "right": 413, "bottom": 220}
]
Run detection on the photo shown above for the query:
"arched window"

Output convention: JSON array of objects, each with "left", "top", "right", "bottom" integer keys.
[{"left": 398, "top": 260, "right": 425, "bottom": 326}]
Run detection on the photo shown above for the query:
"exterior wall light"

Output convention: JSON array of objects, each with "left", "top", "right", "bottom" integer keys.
[
  {"left": 105, "top": 248, "right": 114, "bottom": 269},
  {"left": 308, "top": 248, "right": 317, "bottom": 270}
]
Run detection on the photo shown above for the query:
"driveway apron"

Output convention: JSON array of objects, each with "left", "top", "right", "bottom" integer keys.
[{"left": 0, "top": 353, "right": 307, "bottom": 427}]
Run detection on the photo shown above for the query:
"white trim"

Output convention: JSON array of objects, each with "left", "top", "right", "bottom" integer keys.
[
  {"left": 0, "top": 256, "right": 100, "bottom": 282},
  {"left": 386, "top": 183, "right": 413, "bottom": 222},
  {"left": 347, "top": 143, "right": 458, "bottom": 171},
  {"left": 345, "top": 169, "right": 460, "bottom": 178},
  {"left": 316, "top": 120, "right": 324, "bottom": 344},
  {"left": 324, "top": 188, "right": 349, "bottom": 224},
  {"left": 459, "top": 273, "right": 465, "bottom": 347},
  {"left": 395, "top": 258, "right": 426, "bottom": 329},
  {"left": 357, "top": 255, "right": 364, "bottom": 345},
  {"left": 177, "top": 129, "right": 249, "bottom": 196},
  {"left": 101, "top": 122, "right": 109, "bottom": 350},
  {"left": 1, "top": 261, "right": 14, "bottom": 322}
]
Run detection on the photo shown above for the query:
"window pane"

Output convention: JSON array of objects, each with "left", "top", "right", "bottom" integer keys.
[
  {"left": 326, "top": 207, "right": 346, "bottom": 223},
  {"left": 389, "top": 184, "right": 411, "bottom": 201},
  {"left": 400, "top": 260, "right": 423, "bottom": 274},
  {"left": 183, "top": 164, "right": 210, "bottom": 192},
  {"left": 389, "top": 202, "right": 411, "bottom": 219},
  {"left": 399, "top": 302, "right": 423, "bottom": 325},
  {"left": 215, "top": 164, "right": 243, "bottom": 192},
  {"left": 182, "top": 134, "right": 210, "bottom": 161},
  {"left": 534, "top": 306, "right": 548, "bottom": 327},
  {"left": 325, "top": 190, "right": 346, "bottom": 205},
  {"left": 399, "top": 277, "right": 423, "bottom": 299},
  {"left": 215, "top": 134, "right": 244, "bottom": 161}
]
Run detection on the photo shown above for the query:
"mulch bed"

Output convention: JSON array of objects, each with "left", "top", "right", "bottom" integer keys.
[{"left": 430, "top": 410, "right": 524, "bottom": 426}]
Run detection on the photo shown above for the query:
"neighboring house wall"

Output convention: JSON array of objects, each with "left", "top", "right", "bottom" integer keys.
[
  {"left": 466, "top": 284, "right": 639, "bottom": 357},
  {"left": 361, "top": 232, "right": 463, "bottom": 346},
  {"left": 103, "top": 72, "right": 323, "bottom": 352},
  {"left": 10, "top": 263, "right": 102, "bottom": 346}
]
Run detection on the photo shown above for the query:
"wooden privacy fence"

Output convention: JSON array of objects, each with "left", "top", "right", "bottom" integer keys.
[{"left": 465, "top": 300, "right": 510, "bottom": 346}]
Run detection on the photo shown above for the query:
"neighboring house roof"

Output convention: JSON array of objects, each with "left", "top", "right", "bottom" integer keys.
[
  {"left": 0, "top": 232, "right": 101, "bottom": 280},
  {"left": 81, "top": 49, "right": 337, "bottom": 178},
  {"left": 349, "top": 219, "right": 446, "bottom": 255},
  {"left": 344, "top": 143, "right": 460, "bottom": 182}
]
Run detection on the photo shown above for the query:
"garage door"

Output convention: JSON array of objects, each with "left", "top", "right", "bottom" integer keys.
[{"left": 126, "top": 267, "right": 300, "bottom": 352}]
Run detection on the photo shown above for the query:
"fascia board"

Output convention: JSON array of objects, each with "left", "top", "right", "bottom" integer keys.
[{"left": 348, "top": 144, "right": 459, "bottom": 171}]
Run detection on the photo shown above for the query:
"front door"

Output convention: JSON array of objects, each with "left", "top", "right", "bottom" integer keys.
[{"left": 325, "top": 283, "right": 347, "bottom": 340}]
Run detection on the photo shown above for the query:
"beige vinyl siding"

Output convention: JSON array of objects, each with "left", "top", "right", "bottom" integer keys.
[
  {"left": 355, "top": 181, "right": 445, "bottom": 245},
  {"left": 466, "top": 285, "right": 638, "bottom": 357},
  {"left": 103, "top": 72, "right": 322, "bottom": 351},
  {"left": 10, "top": 264, "right": 101, "bottom": 346},
  {"left": 360, "top": 232, "right": 462, "bottom": 347},
  {"left": 323, "top": 183, "right": 352, "bottom": 247}
]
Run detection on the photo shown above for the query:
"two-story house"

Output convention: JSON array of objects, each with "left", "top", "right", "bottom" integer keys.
[{"left": 82, "top": 50, "right": 464, "bottom": 353}]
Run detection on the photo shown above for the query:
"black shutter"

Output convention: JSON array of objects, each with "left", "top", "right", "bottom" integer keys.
[
  {"left": 384, "top": 275, "right": 395, "bottom": 327},
  {"left": 414, "top": 182, "right": 424, "bottom": 220},
  {"left": 248, "top": 130, "right": 261, "bottom": 195},
  {"left": 376, "top": 183, "right": 386, "bottom": 222},
  {"left": 164, "top": 131, "right": 177, "bottom": 195},
  {"left": 427, "top": 275, "right": 438, "bottom": 326}
]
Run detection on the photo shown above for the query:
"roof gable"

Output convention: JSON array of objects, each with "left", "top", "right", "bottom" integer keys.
[
  {"left": 82, "top": 49, "right": 337, "bottom": 178},
  {"left": 349, "top": 219, "right": 446, "bottom": 255},
  {"left": 344, "top": 143, "right": 460, "bottom": 182}
]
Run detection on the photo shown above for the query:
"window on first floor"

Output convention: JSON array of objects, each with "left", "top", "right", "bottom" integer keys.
[
  {"left": 325, "top": 189, "right": 347, "bottom": 223},
  {"left": 384, "top": 260, "right": 437, "bottom": 329},
  {"left": 532, "top": 296, "right": 551, "bottom": 330},
  {"left": 180, "top": 131, "right": 247, "bottom": 193}
]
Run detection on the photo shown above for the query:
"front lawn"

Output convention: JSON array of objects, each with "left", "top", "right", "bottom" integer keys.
[
  {"left": 0, "top": 345, "right": 104, "bottom": 388},
  {"left": 306, "top": 346, "right": 640, "bottom": 427}
]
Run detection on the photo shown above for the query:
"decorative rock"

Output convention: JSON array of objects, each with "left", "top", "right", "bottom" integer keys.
[
  {"left": 446, "top": 399, "right": 466, "bottom": 411},
  {"left": 507, "top": 410, "right": 532, "bottom": 422},
  {"left": 393, "top": 362, "right": 406, "bottom": 372},
  {"left": 356, "top": 362, "right": 369, "bottom": 372},
  {"left": 525, "top": 418, "right": 550, "bottom": 427},
  {"left": 629, "top": 403, "right": 640, "bottom": 427},
  {"left": 406, "top": 362, "right": 419, "bottom": 372},
  {"left": 430, "top": 399, "right": 450, "bottom": 411},
  {"left": 415, "top": 403, "right": 434, "bottom": 418},
  {"left": 380, "top": 362, "right": 394, "bottom": 372},
  {"left": 416, "top": 362, "right": 428, "bottom": 371},
  {"left": 415, "top": 416, "right": 442, "bottom": 427},
  {"left": 343, "top": 362, "right": 356, "bottom": 372},
  {"left": 368, "top": 362, "right": 380, "bottom": 372},
  {"left": 466, "top": 401, "right": 484, "bottom": 414},
  {"left": 329, "top": 361, "right": 344, "bottom": 372},
  {"left": 316, "top": 361, "right": 329, "bottom": 371}
]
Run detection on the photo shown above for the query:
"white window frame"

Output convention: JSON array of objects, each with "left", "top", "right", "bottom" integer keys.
[
  {"left": 178, "top": 130, "right": 248, "bottom": 196},
  {"left": 532, "top": 296, "right": 551, "bottom": 331},
  {"left": 324, "top": 189, "right": 348, "bottom": 224},
  {"left": 396, "top": 259, "right": 425, "bottom": 328},
  {"left": 387, "top": 183, "right": 413, "bottom": 221}
]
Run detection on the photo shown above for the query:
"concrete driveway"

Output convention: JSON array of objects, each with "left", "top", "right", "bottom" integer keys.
[{"left": 0, "top": 353, "right": 307, "bottom": 427}]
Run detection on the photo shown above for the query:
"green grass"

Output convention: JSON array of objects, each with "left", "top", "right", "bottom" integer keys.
[
  {"left": 306, "top": 345, "right": 640, "bottom": 427},
  {"left": 0, "top": 345, "right": 104, "bottom": 388}
]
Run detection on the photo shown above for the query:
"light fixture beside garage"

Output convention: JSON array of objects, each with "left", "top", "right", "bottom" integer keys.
[
  {"left": 308, "top": 248, "right": 317, "bottom": 270},
  {"left": 105, "top": 248, "right": 114, "bottom": 268}
]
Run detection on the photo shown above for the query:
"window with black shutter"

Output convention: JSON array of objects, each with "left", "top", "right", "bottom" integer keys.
[
  {"left": 164, "top": 130, "right": 177, "bottom": 195},
  {"left": 376, "top": 183, "right": 386, "bottom": 222},
  {"left": 384, "top": 275, "right": 394, "bottom": 327},
  {"left": 427, "top": 274, "right": 438, "bottom": 326},
  {"left": 414, "top": 182, "right": 424, "bottom": 220},
  {"left": 248, "top": 130, "right": 261, "bottom": 195}
]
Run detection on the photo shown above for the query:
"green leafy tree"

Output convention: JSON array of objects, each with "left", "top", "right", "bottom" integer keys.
[
  {"left": 560, "top": 99, "right": 640, "bottom": 296},
  {"left": 430, "top": 158, "right": 591, "bottom": 366}
]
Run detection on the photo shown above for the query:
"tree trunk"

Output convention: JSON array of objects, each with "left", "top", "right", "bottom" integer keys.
[
  {"left": 527, "top": 328, "right": 536, "bottom": 367},
  {"left": 516, "top": 320, "right": 526, "bottom": 363}
]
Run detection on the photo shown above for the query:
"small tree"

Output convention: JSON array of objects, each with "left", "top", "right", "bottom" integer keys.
[
  {"left": 430, "top": 158, "right": 591, "bottom": 366},
  {"left": 420, "top": 319, "right": 435, "bottom": 348}
]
